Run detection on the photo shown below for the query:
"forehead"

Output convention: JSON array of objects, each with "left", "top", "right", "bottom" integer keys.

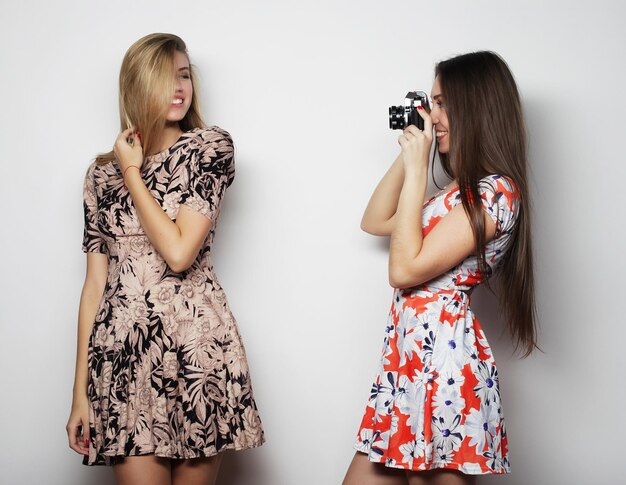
[
  {"left": 173, "top": 50, "right": 189, "bottom": 69},
  {"left": 431, "top": 76, "right": 442, "bottom": 97}
]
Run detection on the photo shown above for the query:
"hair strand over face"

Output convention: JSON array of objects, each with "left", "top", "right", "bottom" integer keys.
[{"left": 95, "top": 33, "right": 205, "bottom": 165}]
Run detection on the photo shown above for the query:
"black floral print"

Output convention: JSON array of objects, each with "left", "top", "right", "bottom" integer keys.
[{"left": 81, "top": 126, "right": 264, "bottom": 466}]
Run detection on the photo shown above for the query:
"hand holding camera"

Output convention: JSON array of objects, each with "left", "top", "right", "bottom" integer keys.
[
  {"left": 390, "top": 91, "right": 433, "bottom": 171},
  {"left": 389, "top": 91, "right": 431, "bottom": 131}
]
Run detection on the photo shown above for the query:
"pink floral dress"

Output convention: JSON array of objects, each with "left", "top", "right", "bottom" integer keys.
[
  {"left": 81, "top": 126, "right": 264, "bottom": 465},
  {"left": 354, "top": 174, "right": 519, "bottom": 475}
]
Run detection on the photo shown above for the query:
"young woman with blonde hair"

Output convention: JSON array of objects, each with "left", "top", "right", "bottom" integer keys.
[
  {"left": 66, "top": 33, "right": 264, "bottom": 485},
  {"left": 344, "top": 51, "right": 537, "bottom": 485}
]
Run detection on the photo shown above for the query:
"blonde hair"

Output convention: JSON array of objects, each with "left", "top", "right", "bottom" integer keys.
[{"left": 96, "top": 33, "right": 205, "bottom": 165}]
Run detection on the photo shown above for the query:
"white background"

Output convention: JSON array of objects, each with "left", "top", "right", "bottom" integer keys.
[{"left": 1, "top": 1, "right": 625, "bottom": 484}]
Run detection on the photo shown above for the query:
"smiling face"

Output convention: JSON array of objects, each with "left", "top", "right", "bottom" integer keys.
[
  {"left": 166, "top": 50, "right": 193, "bottom": 124},
  {"left": 430, "top": 76, "right": 449, "bottom": 154}
]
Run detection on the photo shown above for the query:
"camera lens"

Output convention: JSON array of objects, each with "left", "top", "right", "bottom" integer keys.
[{"left": 389, "top": 106, "right": 406, "bottom": 130}]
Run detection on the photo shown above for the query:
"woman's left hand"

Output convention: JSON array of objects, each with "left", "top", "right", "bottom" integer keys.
[
  {"left": 398, "top": 107, "right": 433, "bottom": 171},
  {"left": 113, "top": 127, "right": 144, "bottom": 174}
]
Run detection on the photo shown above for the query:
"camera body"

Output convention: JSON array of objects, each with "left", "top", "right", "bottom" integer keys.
[{"left": 388, "top": 91, "right": 431, "bottom": 131}]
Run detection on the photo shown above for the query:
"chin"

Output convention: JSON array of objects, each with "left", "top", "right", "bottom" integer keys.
[
  {"left": 166, "top": 113, "right": 187, "bottom": 123},
  {"left": 166, "top": 107, "right": 191, "bottom": 123}
]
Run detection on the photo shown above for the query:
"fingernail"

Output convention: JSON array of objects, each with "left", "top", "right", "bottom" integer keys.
[
  {"left": 85, "top": 439, "right": 89, "bottom": 446},
  {"left": 417, "top": 106, "right": 423, "bottom": 110}
]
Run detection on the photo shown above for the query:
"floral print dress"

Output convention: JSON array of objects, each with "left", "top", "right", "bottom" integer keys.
[
  {"left": 81, "top": 126, "right": 264, "bottom": 466},
  {"left": 354, "top": 174, "right": 519, "bottom": 475}
]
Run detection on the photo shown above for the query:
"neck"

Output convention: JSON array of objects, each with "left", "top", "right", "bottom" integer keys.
[{"left": 151, "top": 122, "right": 184, "bottom": 155}]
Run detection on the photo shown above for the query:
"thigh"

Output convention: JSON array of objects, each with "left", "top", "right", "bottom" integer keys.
[
  {"left": 113, "top": 455, "right": 171, "bottom": 485},
  {"left": 406, "top": 469, "right": 475, "bottom": 485},
  {"left": 171, "top": 454, "right": 223, "bottom": 485},
  {"left": 343, "top": 452, "right": 407, "bottom": 485}
]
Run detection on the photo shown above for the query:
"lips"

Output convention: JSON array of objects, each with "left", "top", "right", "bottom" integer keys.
[{"left": 436, "top": 131, "right": 448, "bottom": 141}]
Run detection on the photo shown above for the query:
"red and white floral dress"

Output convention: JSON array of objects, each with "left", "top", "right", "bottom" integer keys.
[{"left": 354, "top": 174, "right": 519, "bottom": 475}]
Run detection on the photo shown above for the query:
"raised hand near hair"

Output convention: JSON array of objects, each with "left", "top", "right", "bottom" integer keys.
[
  {"left": 397, "top": 107, "right": 433, "bottom": 172},
  {"left": 113, "top": 127, "right": 144, "bottom": 177}
]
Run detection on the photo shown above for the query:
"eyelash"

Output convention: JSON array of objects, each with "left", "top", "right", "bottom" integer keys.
[{"left": 179, "top": 74, "right": 190, "bottom": 79}]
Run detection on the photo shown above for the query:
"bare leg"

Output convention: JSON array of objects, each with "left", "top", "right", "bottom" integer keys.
[
  {"left": 406, "top": 469, "right": 475, "bottom": 485},
  {"left": 343, "top": 452, "right": 408, "bottom": 485},
  {"left": 113, "top": 455, "right": 171, "bottom": 485},
  {"left": 171, "top": 454, "right": 223, "bottom": 485}
]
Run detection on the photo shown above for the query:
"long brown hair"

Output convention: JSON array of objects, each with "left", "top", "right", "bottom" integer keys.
[
  {"left": 435, "top": 51, "right": 537, "bottom": 356},
  {"left": 96, "top": 33, "right": 205, "bottom": 165}
]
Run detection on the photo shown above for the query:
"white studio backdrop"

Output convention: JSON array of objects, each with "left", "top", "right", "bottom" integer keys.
[{"left": 1, "top": 1, "right": 624, "bottom": 484}]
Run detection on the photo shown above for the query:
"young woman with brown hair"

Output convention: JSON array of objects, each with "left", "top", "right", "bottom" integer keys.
[
  {"left": 66, "top": 33, "right": 264, "bottom": 485},
  {"left": 343, "top": 51, "right": 536, "bottom": 485}
]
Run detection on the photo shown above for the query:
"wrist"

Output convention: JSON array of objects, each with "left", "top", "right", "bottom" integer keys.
[
  {"left": 123, "top": 166, "right": 142, "bottom": 189},
  {"left": 72, "top": 387, "right": 88, "bottom": 402},
  {"left": 403, "top": 163, "right": 428, "bottom": 178}
]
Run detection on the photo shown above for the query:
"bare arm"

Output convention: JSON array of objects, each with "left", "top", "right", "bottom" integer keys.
[
  {"left": 67, "top": 252, "right": 108, "bottom": 455},
  {"left": 114, "top": 129, "right": 213, "bottom": 273},
  {"left": 390, "top": 198, "right": 496, "bottom": 288},
  {"left": 125, "top": 173, "right": 212, "bottom": 273},
  {"left": 360, "top": 154, "right": 405, "bottom": 236},
  {"left": 388, "top": 111, "right": 496, "bottom": 288}
]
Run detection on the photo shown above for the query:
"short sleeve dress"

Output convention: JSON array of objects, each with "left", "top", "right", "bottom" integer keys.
[
  {"left": 81, "top": 126, "right": 265, "bottom": 465},
  {"left": 354, "top": 174, "right": 519, "bottom": 475}
]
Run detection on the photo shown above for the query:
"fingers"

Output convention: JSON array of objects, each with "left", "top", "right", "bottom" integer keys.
[
  {"left": 115, "top": 127, "right": 141, "bottom": 148},
  {"left": 133, "top": 131, "right": 143, "bottom": 150},
  {"left": 120, "top": 127, "right": 135, "bottom": 138},
  {"left": 116, "top": 127, "right": 134, "bottom": 145},
  {"left": 113, "top": 127, "right": 144, "bottom": 168},
  {"left": 398, "top": 125, "right": 420, "bottom": 148},
  {"left": 416, "top": 106, "right": 433, "bottom": 136},
  {"left": 404, "top": 124, "right": 421, "bottom": 137},
  {"left": 67, "top": 416, "right": 89, "bottom": 456},
  {"left": 397, "top": 133, "right": 409, "bottom": 149}
]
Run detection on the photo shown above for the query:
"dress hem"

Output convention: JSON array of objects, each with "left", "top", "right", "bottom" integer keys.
[
  {"left": 353, "top": 447, "right": 510, "bottom": 475},
  {"left": 84, "top": 438, "right": 266, "bottom": 467}
]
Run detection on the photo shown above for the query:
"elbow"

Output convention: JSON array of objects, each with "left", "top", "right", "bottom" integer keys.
[
  {"left": 388, "top": 265, "right": 406, "bottom": 289},
  {"left": 166, "top": 252, "right": 195, "bottom": 274},
  {"left": 360, "top": 220, "right": 374, "bottom": 234},
  {"left": 360, "top": 219, "right": 389, "bottom": 236},
  {"left": 388, "top": 265, "right": 425, "bottom": 289},
  {"left": 389, "top": 271, "right": 408, "bottom": 289},
  {"left": 168, "top": 260, "right": 194, "bottom": 274},
  {"left": 168, "top": 262, "right": 192, "bottom": 274}
]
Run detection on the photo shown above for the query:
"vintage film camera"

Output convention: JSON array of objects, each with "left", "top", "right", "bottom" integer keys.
[{"left": 388, "top": 91, "right": 431, "bottom": 131}]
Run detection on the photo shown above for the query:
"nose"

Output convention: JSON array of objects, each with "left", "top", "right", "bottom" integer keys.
[{"left": 430, "top": 105, "right": 439, "bottom": 124}]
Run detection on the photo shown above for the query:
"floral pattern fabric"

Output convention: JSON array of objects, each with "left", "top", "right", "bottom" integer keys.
[
  {"left": 354, "top": 174, "right": 519, "bottom": 475},
  {"left": 81, "top": 126, "right": 264, "bottom": 466}
]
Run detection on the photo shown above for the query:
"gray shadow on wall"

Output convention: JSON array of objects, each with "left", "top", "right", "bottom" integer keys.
[{"left": 217, "top": 449, "right": 271, "bottom": 485}]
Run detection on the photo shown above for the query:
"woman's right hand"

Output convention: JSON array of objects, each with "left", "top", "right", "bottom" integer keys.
[
  {"left": 398, "top": 108, "right": 433, "bottom": 173},
  {"left": 113, "top": 127, "right": 144, "bottom": 175},
  {"left": 66, "top": 395, "right": 90, "bottom": 456}
]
